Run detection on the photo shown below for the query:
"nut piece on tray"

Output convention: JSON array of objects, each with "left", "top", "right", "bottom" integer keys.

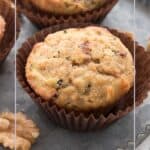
[{"left": 0, "top": 112, "right": 40, "bottom": 150}]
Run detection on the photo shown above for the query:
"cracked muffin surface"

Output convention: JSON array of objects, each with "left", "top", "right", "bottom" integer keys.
[
  {"left": 23, "top": 0, "right": 107, "bottom": 15},
  {"left": 26, "top": 26, "right": 134, "bottom": 112},
  {"left": 0, "top": 15, "right": 6, "bottom": 43}
]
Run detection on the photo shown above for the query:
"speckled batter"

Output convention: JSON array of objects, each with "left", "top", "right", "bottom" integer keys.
[
  {"left": 26, "top": 26, "right": 134, "bottom": 112},
  {"left": 24, "top": 0, "right": 107, "bottom": 15}
]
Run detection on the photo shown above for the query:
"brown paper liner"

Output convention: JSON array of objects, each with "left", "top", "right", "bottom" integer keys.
[
  {"left": 17, "top": 0, "right": 118, "bottom": 28},
  {"left": 0, "top": 0, "right": 20, "bottom": 63},
  {"left": 17, "top": 23, "right": 150, "bottom": 131}
]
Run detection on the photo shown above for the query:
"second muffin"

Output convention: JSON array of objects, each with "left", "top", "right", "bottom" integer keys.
[
  {"left": 24, "top": 0, "right": 107, "bottom": 15},
  {"left": 18, "top": 0, "right": 118, "bottom": 28},
  {"left": 26, "top": 26, "right": 134, "bottom": 112}
]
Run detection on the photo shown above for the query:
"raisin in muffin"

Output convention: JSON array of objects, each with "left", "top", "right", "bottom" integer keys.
[
  {"left": 23, "top": 0, "right": 107, "bottom": 15},
  {"left": 0, "top": 15, "right": 6, "bottom": 43},
  {"left": 26, "top": 26, "right": 134, "bottom": 112}
]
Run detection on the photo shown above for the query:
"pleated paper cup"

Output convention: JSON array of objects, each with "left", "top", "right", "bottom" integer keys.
[
  {"left": 17, "top": 23, "right": 150, "bottom": 131},
  {"left": 0, "top": 0, "right": 20, "bottom": 63},
  {"left": 17, "top": 0, "right": 118, "bottom": 28}
]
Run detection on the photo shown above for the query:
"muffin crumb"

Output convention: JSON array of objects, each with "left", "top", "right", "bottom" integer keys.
[
  {"left": 125, "top": 32, "right": 134, "bottom": 39},
  {"left": 0, "top": 15, "right": 6, "bottom": 43},
  {"left": 146, "top": 39, "right": 150, "bottom": 52}
]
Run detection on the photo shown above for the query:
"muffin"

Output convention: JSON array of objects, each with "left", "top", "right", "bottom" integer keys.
[
  {"left": 24, "top": 0, "right": 107, "bottom": 15},
  {"left": 0, "top": 15, "right": 6, "bottom": 43},
  {"left": 17, "top": 0, "right": 118, "bottom": 28},
  {"left": 17, "top": 23, "right": 150, "bottom": 130},
  {"left": 25, "top": 26, "right": 134, "bottom": 112},
  {"left": 0, "top": 0, "right": 20, "bottom": 63}
]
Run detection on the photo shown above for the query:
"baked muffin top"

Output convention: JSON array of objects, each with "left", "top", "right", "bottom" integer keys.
[
  {"left": 0, "top": 15, "right": 6, "bottom": 43},
  {"left": 24, "top": 0, "right": 106, "bottom": 15},
  {"left": 26, "top": 26, "right": 134, "bottom": 112}
]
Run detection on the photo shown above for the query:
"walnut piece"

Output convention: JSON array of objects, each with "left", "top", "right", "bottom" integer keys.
[{"left": 0, "top": 112, "right": 40, "bottom": 150}]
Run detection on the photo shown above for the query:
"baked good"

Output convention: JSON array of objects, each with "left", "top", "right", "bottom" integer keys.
[
  {"left": 26, "top": 26, "right": 134, "bottom": 112},
  {"left": 18, "top": 0, "right": 118, "bottom": 28},
  {"left": 0, "top": 15, "right": 6, "bottom": 43},
  {"left": 24, "top": 0, "right": 107, "bottom": 15},
  {"left": 0, "top": 0, "right": 19, "bottom": 63}
]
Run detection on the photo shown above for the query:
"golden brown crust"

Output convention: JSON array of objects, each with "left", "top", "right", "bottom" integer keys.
[
  {"left": 0, "top": 15, "right": 6, "bottom": 43},
  {"left": 23, "top": 0, "right": 106, "bottom": 15},
  {"left": 0, "top": 112, "right": 39, "bottom": 150},
  {"left": 26, "top": 26, "right": 134, "bottom": 112}
]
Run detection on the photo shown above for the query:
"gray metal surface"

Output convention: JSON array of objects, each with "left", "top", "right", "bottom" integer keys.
[
  {"left": 0, "top": 0, "right": 149, "bottom": 149},
  {"left": 0, "top": 50, "right": 15, "bottom": 112},
  {"left": 0, "top": 47, "right": 15, "bottom": 150}
]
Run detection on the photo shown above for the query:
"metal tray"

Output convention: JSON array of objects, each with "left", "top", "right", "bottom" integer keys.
[{"left": 0, "top": 0, "right": 150, "bottom": 149}]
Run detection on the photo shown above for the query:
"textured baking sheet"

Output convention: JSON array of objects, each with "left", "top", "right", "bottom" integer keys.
[
  {"left": 0, "top": 0, "right": 149, "bottom": 149},
  {"left": 0, "top": 47, "right": 15, "bottom": 150}
]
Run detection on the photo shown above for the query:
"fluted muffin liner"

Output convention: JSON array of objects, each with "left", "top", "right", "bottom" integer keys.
[
  {"left": 0, "top": 0, "right": 20, "bottom": 63},
  {"left": 17, "top": 23, "right": 150, "bottom": 131},
  {"left": 17, "top": 0, "right": 118, "bottom": 28}
]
